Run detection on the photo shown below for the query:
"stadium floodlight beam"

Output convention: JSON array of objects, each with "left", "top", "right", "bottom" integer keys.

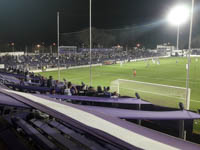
[{"left": 167, "top": 5, "right": 190, "bottom": 50}]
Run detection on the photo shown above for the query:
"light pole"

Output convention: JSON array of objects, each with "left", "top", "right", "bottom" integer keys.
[
  {"left": 57, "top": 11, "right": 60, "bottom": 81},
  {"left": 89, "top": 0, "right": 92, "bottom": 86},
  {"left": 168, "top": 4, "right": 192, "bottom": 110},
  {"left": 186, "top": 0, "right": 195, "bottom": 110},
  {"left": 167, "top": 5, "right": 190, "bottom": 50}
]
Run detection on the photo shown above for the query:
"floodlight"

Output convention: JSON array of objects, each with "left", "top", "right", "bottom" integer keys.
[
  {"left": 136, "top": 43, "right": 140, "bottom": 47},
  {"left": 168, "top": 5, "right": 190, "bottom": 26}
]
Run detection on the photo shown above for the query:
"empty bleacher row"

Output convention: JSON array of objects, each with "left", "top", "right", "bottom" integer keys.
[
  {"left": 11, "top": 117, "right": 109, "bottom": 150},
  {"left": 0, "top": 102, "right": 121, "bottom": 150}
]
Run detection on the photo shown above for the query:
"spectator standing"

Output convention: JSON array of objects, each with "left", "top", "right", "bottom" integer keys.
[{"left": 47, "top": 76, "right": 53, "bottom": 88}]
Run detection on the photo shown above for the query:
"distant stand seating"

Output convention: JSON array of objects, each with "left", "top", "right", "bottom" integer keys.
[{"left": 0, "top": 50, "right": 160, "bottom": 71}]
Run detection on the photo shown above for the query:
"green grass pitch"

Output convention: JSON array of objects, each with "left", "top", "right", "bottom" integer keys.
[{"left": 39, "top": 57, "right": 200, "bottom": 132}]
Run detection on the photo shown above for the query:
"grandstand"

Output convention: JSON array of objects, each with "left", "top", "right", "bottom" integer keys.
[{"left": 0, "top": 47, "right": 159, "bottom": 71}]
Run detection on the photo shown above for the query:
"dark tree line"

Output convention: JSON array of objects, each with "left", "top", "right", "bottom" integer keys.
[
  {"left": 61, "top": 27, "right": 149, "bottom": 48},
  {"left": 60, "top": 24, "right": 200, "bottom": 49},
  {"left": 61, "top": 28, "right": 115, "bottom": 48},
  {"left": 1, "top": 24, "right": 200, "bottom": 52}
]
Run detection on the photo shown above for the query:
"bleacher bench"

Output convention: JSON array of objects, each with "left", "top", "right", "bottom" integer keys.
[
  {"left": 49, "top": 120, "right": 105, "bottom": 150},
  {"left": 12, "top": 117, "right": 57, "bottom": 150},
  {"left": 30, "top": 119, "right": 82, "bottom": 150}
]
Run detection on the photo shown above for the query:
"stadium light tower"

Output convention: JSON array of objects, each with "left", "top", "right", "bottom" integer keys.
[
  {"left": 167, "top": 5, "right": 190, "bottom": 50},
  {"left": 57, "top": 11, "right": 60, "bottom": 81},
  {"left": 89, "top": 0, "right": 92, "bottom": 86},
  {"left": 186, "top": 0, "right": 195, "bottom": 110},
  {"left": 37, "top": 44, "right": 40, "bottom": 48}
]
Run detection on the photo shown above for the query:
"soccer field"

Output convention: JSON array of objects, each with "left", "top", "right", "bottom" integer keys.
[
  {"left": 40, "top": 57, "right": 200, "bottom": 132},
  {"left": 40, "top": 57, "right": 200, "bottom": 110}
]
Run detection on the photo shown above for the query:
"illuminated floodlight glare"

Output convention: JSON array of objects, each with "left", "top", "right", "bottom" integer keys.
[{"left": 168, "top": 5, "right": 190, "bottom": 26}]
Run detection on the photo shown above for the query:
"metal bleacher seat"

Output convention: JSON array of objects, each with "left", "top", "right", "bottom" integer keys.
[
  {"left": 12, "top": 118, "right": 57, "bottom": 150},
  {"left": 30, "top": 119, "right": 82, "bottom": 150},
  {"left": 48, "top": 120, "right": 106, "bottom": 150}
]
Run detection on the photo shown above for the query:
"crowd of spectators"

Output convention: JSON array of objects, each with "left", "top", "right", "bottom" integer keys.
[
  {"left": 3, "top": 68, "right": 119, "bottom": 98},
  {"left": 0, "top": 48, "right": 159, "bottom": 71}
]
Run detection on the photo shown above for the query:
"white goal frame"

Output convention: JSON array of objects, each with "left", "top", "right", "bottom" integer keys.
[{"left": 111, "top": 79, "right": 191, "bottom": 110}]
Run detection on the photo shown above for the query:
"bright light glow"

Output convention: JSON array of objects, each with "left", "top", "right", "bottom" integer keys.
[{"left": 168, "top": 5, "right": 190, "bottom": 26}]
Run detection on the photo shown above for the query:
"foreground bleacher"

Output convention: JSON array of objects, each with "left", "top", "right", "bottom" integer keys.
[{"left": 0, "top": 87, "right": 200, "bottom": 150}]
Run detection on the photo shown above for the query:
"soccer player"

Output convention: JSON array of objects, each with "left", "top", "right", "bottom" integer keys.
[{"left": 133, "top": 69, "right": 136, "bottom": 77}]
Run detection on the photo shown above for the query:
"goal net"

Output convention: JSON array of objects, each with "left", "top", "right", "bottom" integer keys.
[{"left": 110, "top": 79, "right": 191, "bottom": 109}]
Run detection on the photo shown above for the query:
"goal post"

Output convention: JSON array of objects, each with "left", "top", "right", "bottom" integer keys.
[{"left": 110, "top": 79, "right": 191, "bottom": 109}]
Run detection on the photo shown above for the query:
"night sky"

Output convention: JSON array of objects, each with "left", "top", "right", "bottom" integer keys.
[{"left": 0, "top": 0, "right": 198, "bottom": 45}]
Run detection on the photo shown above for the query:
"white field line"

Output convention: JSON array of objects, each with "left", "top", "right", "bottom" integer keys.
[
  {"left": 91, "top": 70, "right": 200, "bottom": 84},
  {"left": 110, "top": 86, "right": 200, "bottom": 103},
  {"left": 92, "top": 71, "right": 193, "bottom": 84},
  {"left": 134, "top": 75, "right": 200, "bottom": 84},
  {"left": 117, "top": 79, "right": 187, "bottom": 90},
  {"left": 117, "top": 87, "right": 185, "bottom": 100},
  {"left": 47, "top": 65, "right": 200, "bottom": 84},
  {"left": 67, "top": 73, "right": 199, "bottom": 102},
  {"left": 105, "top": 64, "right": 200, "bottom": 82},
  {"left": 54, "top": 68, "right": 200, "bottom": 103},
  {"left": 190, "top": 99, "right": 200, "bottom": 103}
]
